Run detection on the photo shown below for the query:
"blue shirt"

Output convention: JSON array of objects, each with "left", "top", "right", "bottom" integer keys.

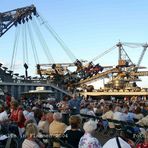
[{"left": 68, "top": 98, "right": 81, "bottom": 114}]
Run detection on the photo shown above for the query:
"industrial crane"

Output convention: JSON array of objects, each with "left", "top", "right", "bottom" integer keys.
[
  {"left": 0, "top": 4, "right": 37, "bottom": 37},
  {"left": 36, "top": 62, "right": 75, "bottom": 82},
  {"left": 0, "top": 4, "right": 78, "bottom": 82},
  {"left": 72, "top": 42, "right": 148, "bottom": 92},
  {"left": 0, "top": 5, "right": 38, "bottom": 80},
  {"left": 1, "top": 5, "right": 148, "bottom": 94},
  {"left": 38, "top": 41, "right": 148, "bottom": 92}
]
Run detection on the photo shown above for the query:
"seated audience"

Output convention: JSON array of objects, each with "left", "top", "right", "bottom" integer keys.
[
  {"left": 38, "top": 111, "right": 49, "bottom": 134},
  {"left": 64, "top": 115, "right": 84, "bottom": 147},
  {"left": 22, "top": 123, "right": 45, "bottom": 148},
  {"left": 49, "top": 112, "right": 67, "bottom": 136},
  {"left": 32, "top": 107, "right": 43, "bottom": 124},
  {"left": 134, "top": 106, "right": 144, "bottom": 121},
  {"left": 49, "top": 112, "right": 67, "bottom": 148},
  {"left": 113, "top": 106, "right": 123, "bottom": 121},
  {"left": 103, "top": 136, "right": 131, "bottom": 148},
  {"left": 23, "top": 106, "right": 37, "bottom": 125},
  {"left": 9, "top": 100, "right": 26, "bottom": 137},
  {"left": 137, "top": 115, "right": 148, "bottom": 126},
  {"left": 79, "top": 120, "right": 102, "bottom": 148},
  {"left": 0, "top": 104, "right": 8, "bottom": 123},
  {"left": 87, "top": 104, "right": 96, "bottom": 116},
  {"left": 102, "top": 104, "right": 114, "bottom": 128},
  {"left": 46, "top": 112, "right": 54, "bottom": 125},
  {"left": 136, "top": 130, "right": 148, "bottom": 148}
]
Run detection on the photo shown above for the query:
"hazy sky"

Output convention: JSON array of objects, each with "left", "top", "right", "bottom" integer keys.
[{"left": 0, "top": 0, "right": 148, "bottom": 87}]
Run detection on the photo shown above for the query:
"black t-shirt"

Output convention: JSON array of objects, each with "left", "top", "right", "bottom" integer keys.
[{"left": 64, "top": 129, "right": 84, "bottom": 148}]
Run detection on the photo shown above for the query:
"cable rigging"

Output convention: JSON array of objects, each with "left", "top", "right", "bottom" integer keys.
[
  {"left": 137, "top": 43, "right": 148, "bottom": 68},
  {"left": 37, "top": 13, "right": 77, "bottom": 62},
  {"left": 31, "top": 17, "right": 55, "bottom": 63},
  {"left": 90, "top": 45, "right": 116, "bottom": 62},
  {"left": 122, "top": 42, "right": 146, "bottom": 48},
  {"left": 1, "top": 5, "right": 148, "bottom": 96},
  {"left": 10, "top": 26, "right": 21, "bottom": 72},
  {"left": 22, "top": 23, "right": 29, "bottom": 65},
  {"left": 26, "top": 22, "right": 39, "bottom": 65}
]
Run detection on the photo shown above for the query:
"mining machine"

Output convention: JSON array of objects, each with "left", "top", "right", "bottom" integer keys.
[
  {"left": 0, "top": 5, "right": 38, "bottom": 81},
  {"left": 36, "top": 62, "right": 76, "bottom": 85},
  {"left": 35, "top": 37, "right": 148, "bottom": 95},
  {"left": 36, "top": 58, "right": 106, "bottom": 92},
  {"left": 75, "top": 42, "right": 148, "bottom": 95},
  {"left": 0, "top": 5, "right": 72, "bottom": 98}
]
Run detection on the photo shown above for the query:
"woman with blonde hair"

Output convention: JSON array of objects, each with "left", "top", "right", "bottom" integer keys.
[{"left": 22, "top": 123, "right": 45, "bottom": 148}]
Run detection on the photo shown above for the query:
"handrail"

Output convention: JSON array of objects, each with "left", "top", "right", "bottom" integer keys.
[{"left": 80, "top": 113, "right": 148, "bottom": 129}]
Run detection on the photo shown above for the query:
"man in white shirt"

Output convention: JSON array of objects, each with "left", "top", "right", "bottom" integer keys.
[
  {"left": 103, "top": 137, "right": 131, "bottom": 148},
  {"left": 0, "top": 104, "right": 8, "bottom": 122},
  {"left": 113, "top": 106, "right": 123, "bottom": 121}
]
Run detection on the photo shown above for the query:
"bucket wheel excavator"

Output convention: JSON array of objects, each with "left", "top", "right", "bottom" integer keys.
[
  {"left": 78, "top": 42, "right": 148, "bottom": 94},
  {"left": 2, "top": 5, "right": 147, "bottom": 95},
  {"left": 36, "top": 41, "right": 148, "bottom": 94}
]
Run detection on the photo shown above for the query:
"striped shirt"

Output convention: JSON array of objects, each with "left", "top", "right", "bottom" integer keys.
[{"left": 22, "top": 139, "right": 40, "bottom": 148}]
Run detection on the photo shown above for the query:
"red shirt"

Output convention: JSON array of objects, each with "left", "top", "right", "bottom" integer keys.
[
  {"left": 136, "top": 143, "right": 148, "bottom": 148},
  {"left": 6, "top": 95, "right": 11, "bottom": 107},
  {"left": 10, "top": 108, "right": 26, "bottom": 128}
]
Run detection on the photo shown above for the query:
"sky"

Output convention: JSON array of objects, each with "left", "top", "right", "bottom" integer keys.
[{"left": 0, "top": 0, "right": 148, "bottom": 88}]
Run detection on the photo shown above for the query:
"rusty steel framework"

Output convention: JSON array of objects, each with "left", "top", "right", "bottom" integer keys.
[
  {"left": 0, "top": 5, "right": 148, "bottom": 96},
  {"left": 0, "top": 5, "right": 37, "bottom": 37}
]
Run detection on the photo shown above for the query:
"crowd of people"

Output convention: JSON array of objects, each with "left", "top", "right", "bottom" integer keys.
[{"left": 0, "top": 93, "right": 148, "bottom": 148}]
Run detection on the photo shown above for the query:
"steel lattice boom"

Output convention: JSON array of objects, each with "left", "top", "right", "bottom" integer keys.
[{"left": 0, "top": 4, "right": 37, "bottom": 37}]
